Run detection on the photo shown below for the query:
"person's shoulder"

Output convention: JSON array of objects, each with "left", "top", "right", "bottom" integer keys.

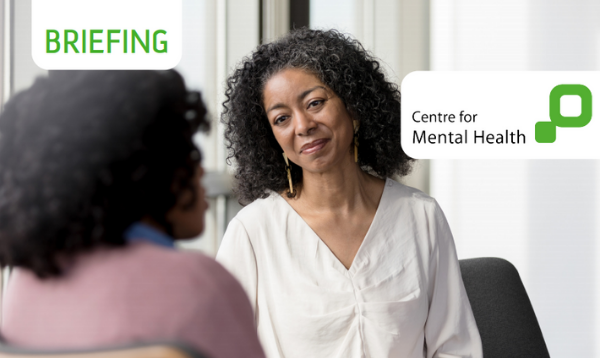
[
  {"left": 229, "top": 192, "right": 283, "bottom": 227},
  {"left": 384, "top": 178, "right": 438, "bottom": 210},
  {"left": 382, "top": 179, "right": 452, "bottom": 251},
  {"left": 127, "top": 245, "right": 259, "bottom": 352},
  {"left": 380, "top": 178, "right": 448, "bottom": 225},
  {"left": 171, "top": 249, "right": 255, "bottom": 315},
  {"left": 126, "top": 243, "right": 238, "bottom": 287},
  {"left": 144, "top": 245, "right": 253, "bottom": 309},
  {"left": 166, "top": 246, "right": 238, "bottom": 281}
]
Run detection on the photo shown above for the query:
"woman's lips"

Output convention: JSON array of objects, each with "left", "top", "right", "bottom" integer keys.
[{"left": 300, "top": 138, "right": 329, "bottom": 154}]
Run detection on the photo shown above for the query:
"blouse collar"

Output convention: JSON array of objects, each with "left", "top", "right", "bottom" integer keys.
[{"left": 123, "top": 222, "right": 175, "bottom": 248}]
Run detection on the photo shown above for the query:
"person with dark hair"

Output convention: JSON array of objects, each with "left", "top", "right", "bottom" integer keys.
[
  {"left": 216, "top": 29, "right": 482, "bottom": 358},
  {"left": 0, "top": 70, "right": 265, "bottom": 358}
]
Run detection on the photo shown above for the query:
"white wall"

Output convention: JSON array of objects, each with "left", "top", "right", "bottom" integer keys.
[
  {"left": 0, "top": 0, "right": 5, "bottom": 110},
  {"left": 12, "top": 0, "right": 46, "bottom": 94},
  {"left": 431, "top": 1, "right": 600, "bottom": 356}
]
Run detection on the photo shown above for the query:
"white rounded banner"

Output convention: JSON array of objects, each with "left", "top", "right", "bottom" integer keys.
[
  {"left": 401, "top": 72, "right": 600, "bottom": 159},
  {"left": 32, "top": 0, "right": 182, "bottom": 70}
]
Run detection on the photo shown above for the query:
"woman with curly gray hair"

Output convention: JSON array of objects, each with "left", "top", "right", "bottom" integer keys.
[{"left": 216, "top": 28, "right": 482, "bottom": 358}]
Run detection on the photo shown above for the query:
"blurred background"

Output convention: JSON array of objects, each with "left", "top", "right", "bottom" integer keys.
[{"left": 1, "top": 0, "right": 599, "bottom": 356}]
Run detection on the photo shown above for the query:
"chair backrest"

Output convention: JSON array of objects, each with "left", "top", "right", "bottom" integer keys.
[
  {"left": 0, "top": 342, "right": 209, "bottom": 358},
  {"left": 459, "top": 257, "right": 550, "bottom": 358}
]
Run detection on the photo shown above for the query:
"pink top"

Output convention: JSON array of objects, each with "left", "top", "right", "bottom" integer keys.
[{"left": 1, "top": 242, "right": 265, "bottom": 358}]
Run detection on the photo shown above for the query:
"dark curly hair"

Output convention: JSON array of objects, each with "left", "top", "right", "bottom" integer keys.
[
  {"left": 222, "top": 28, "right": 413, "bottom": 204},
  {"left": 0, "top": 70, "right": 209, "bottom": 278}
]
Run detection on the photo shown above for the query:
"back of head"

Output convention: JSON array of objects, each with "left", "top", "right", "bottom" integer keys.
[{"left": 0, "top": 70, "right": 209, "bottom": 278}]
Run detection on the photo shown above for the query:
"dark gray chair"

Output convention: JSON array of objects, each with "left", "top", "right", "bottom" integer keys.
[
  {"left": 459, "top": 257, "right": 551, "bottom": 358},
  {"left": 0, "top": 342, "right": 209, "bottom": 358}
]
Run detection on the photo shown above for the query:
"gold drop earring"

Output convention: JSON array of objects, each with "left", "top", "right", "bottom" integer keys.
[
  {"left": 353, "top": 120, "right": 359, "bottom": 163},
  {"left": 283, "top": 153, "right": 295, "bottom": 197}
]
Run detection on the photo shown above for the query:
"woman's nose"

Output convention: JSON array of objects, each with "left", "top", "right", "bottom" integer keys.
[{"left": 294, "top": 111, "right": 317, "bottom": 136}]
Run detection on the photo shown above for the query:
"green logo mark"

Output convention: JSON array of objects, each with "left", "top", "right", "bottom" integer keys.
[{"left": 536, "top": 84, "right": 592, "bottom": 143}]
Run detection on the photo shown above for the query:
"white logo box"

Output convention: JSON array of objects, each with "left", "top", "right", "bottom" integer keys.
[{"left": 401, "top": 72, "right": 600, "bottom": 159}]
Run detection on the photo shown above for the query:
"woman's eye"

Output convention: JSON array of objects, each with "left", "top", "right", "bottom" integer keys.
[
  {"left": 274, "top": 115, "right": 288, "bottom": 124},
  {"left": 308, "top": 100, "right": 323, "bottom": 108}
]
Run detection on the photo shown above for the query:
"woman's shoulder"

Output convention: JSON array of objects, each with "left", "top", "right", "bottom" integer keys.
[
  {"left": 4, "top": 244, "right": 251, "bottom": 326},
  {"left": 229, "top": 192, "right": 286, "bottom": 227},
  {"left": 108, "top": 244, "right": 255, "bottom": 321},
  {"left": 383, "top": 178, "right": 438, "bottom": 209},
  {"left": 378, "top": 178, "right": 450, "bottom": 230},
  {"left": 4, "top": 244, "right": 262, "bottom": 357},
  {"left": 65, "top": 242, "right": 243, "bottom": 297},
  {"left": 131, "top": 243, "right": 239, "bottom": 285}
]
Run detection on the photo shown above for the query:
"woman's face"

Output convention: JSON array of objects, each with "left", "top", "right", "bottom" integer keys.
[
  {"left": 263, "top": 68, "right": 355, "bottom": 173},
  {"left": 166, "top": 165, "right": 208, "bottom": 239}
]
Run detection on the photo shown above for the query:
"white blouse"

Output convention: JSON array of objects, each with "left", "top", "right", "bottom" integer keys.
[{"left": 216, "top": 179, "right": 482, "bottom": 358}]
